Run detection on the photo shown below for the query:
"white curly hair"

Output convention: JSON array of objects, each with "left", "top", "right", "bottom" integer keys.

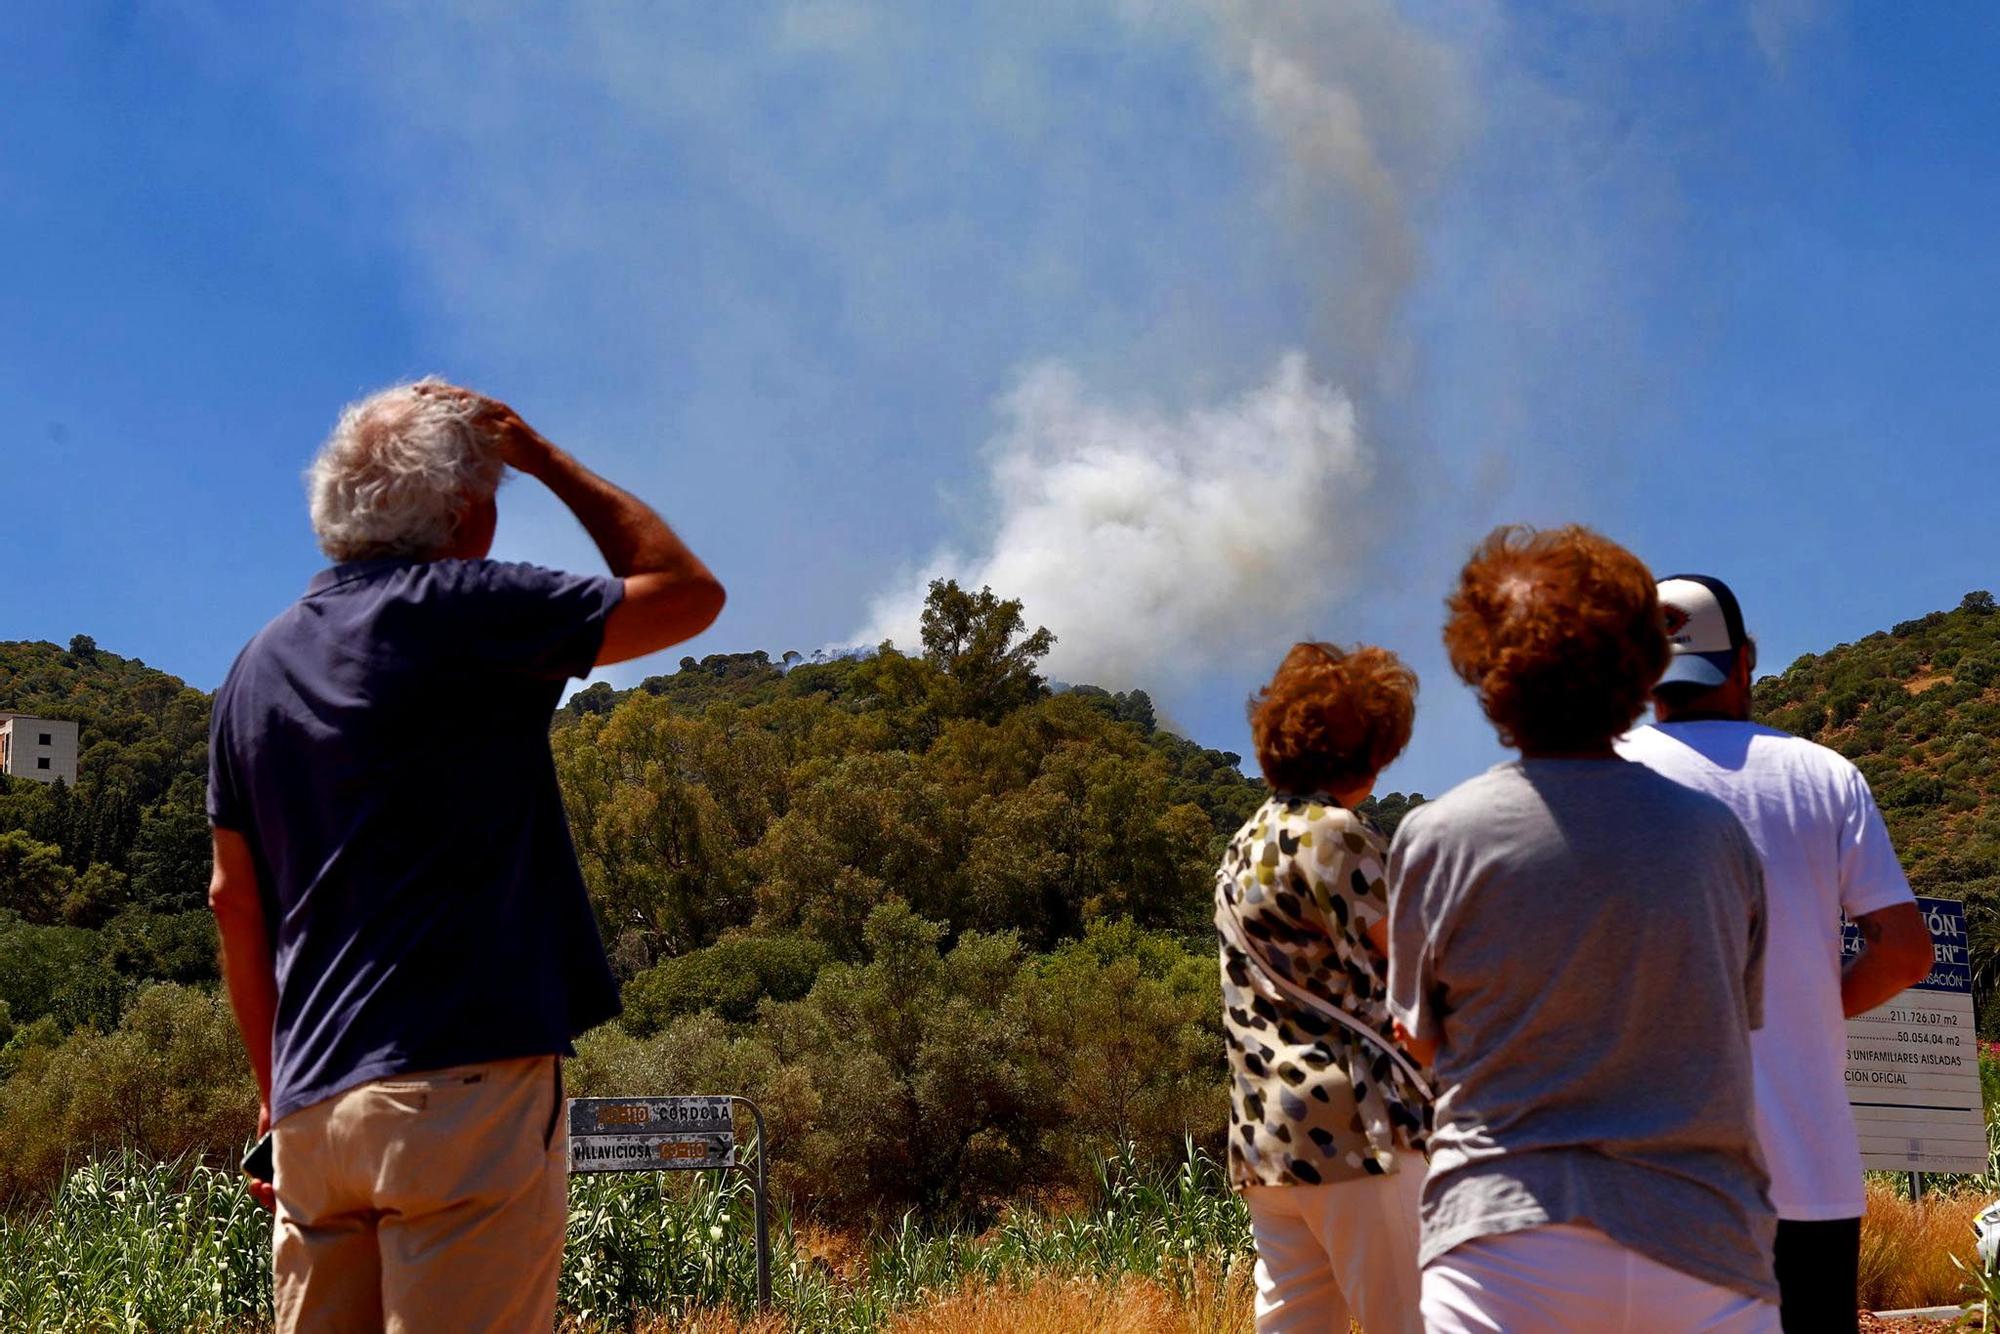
[{"left": 307, "top": 378, "right": 506, "bottom": 562}]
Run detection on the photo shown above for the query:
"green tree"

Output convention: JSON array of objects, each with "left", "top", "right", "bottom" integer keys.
[
  {"left": 751, "top": 752, "right": 966, "bottom": 954},
  {"left": 127, "top": 777, "right": 215, "bottom": 913},
  {"left": 919, "top": 580, "right": 1056, "bottom": 723},
  {"left": 1357, "top": 791, "right": 1427, "bottom": 840},
  {"left": 0, "top": 831, "right": 76, "bottom": 925},
  {"left": 554, "top": 697, "right": 768, "bottom": 964},
  {"left": 1017, "top": 920, "right": 1226, "bottom": 1174}
]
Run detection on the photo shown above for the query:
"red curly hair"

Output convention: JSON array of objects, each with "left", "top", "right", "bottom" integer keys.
[
  {"left": 1248, "top": 643, "right": 1417, "bottom": 796},
  {"left": 1443, "top": 525, "right": 1667, "bottom": 754}
]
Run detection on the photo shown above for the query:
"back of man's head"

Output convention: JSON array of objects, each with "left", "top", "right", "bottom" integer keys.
[{"left": 308, "top": 378, "right": 504, "bottom": 563}]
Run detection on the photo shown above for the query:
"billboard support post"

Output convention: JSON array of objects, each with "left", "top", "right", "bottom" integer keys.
[{"left": 732, "top": 1095, "right": 771, "bottom": 1311}]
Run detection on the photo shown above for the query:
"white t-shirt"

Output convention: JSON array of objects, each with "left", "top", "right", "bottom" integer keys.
[{"left": 1617, "top": 721, "right": 1915, "bottom": 1220}]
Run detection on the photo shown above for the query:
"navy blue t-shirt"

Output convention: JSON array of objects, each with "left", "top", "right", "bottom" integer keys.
[{"left": 208, "top": 558, "right": 625, "bottom": 1122}]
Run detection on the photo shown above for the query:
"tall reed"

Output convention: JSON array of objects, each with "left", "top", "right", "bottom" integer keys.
[{"left": 3, "top": 1143, "right": 1254, "bottom": 1333}]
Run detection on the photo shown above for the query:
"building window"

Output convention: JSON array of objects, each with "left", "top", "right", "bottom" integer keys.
[
  {"left": 38, "top": 757, "right": 51, "bottom": 770},
  {"left": 39, "top": 733, "right": 53, "bottom": 745}
]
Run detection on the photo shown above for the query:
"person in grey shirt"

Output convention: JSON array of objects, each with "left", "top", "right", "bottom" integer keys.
[{"left": 1388, "top": 525, "right": 1778, "bottom": 1333}]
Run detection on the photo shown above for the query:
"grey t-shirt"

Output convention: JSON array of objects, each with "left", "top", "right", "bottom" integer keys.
[{"left": 1387, "top": 758, "right": 1777, "bottom": 1303}]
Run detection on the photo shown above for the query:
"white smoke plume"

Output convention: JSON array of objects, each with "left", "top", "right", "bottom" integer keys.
[
  {"left": 855, "top": 0, "right": 1474, "bottom": 686},
  {"left": 857, "top": 352, "right": 1374, "bottom": 686}
]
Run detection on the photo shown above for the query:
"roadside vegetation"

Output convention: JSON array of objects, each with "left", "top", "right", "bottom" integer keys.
[
  {"left": 4, "top": 587, "right": 2000, "bottom": 1326},
  {"left": 8, "top": 1131, "right": 1996, "bottom": 1329},
  {"left": 2, "top": 1145, "right": 1253, "bottom": 1331}
]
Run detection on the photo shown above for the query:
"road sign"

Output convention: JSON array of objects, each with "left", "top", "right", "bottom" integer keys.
[
  {"left": 1843, "top": 895, "right": 1987, "bottom": 1174},
  {"left": 568, "top": 1094, "right": 734, "bottom": 1143},
  {"left": 567, "top": 1096, "right": 735, "bottom": 1174},
  {"left": 564, "top": 1094, "right": 772, "bottom": 1309},
  {"left": 568, "top": 1131, "right": 735, "bottom": 1172}
]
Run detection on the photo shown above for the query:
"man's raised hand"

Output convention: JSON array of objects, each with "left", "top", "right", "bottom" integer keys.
[{"left": 411, "top": 381, "right": 549, "bottom": 475}]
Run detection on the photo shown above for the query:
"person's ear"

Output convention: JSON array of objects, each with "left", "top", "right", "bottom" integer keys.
[{"left": 1734, "top": 640, "right": 1758, "bottom": 692}]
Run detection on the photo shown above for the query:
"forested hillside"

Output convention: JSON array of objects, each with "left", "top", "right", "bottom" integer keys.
[
  {"left": 1754, "top": 590, "right": 2000, "bottom": 1014},
  {"left": 1755, "top": 591, "right": 2000, "bottom": 897},
  {"left": 6, "top": 584, "right": 1993, "bottom": 1210},
  {"left": 0, "top": 636, "right": 217, "bottom": 1038},
  {"left": 0, "top": 582, "right": 1426, "bottom": 1212}
]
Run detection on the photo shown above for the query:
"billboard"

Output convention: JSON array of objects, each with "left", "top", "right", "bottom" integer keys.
[{"left": 1843, "top": 896, "right": 1987, "bottom": 1174}]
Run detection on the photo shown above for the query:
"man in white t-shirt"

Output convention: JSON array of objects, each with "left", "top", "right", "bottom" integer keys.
[{"left": 1618, "top": 574, "right": 1933, "bottom": 1333}]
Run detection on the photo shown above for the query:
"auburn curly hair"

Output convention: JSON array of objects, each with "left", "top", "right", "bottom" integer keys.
[
  {"left": 1248, "top": 643, "right": 1417, "bottom": 797},
  {"left": 1443, "top": 525, "right": 1667, "bottom": 754}
]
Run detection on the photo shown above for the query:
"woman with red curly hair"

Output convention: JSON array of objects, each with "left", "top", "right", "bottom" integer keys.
[
  {"left": 1386, "top": 526, "right": 1778, "bottom": 1332},
  {"left": 1216, "top": 642, "right": 1435, "bottom": 1333}
]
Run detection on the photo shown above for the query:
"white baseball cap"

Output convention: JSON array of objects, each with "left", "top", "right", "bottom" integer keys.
[{"left": 1656, "top": 574, "right": 1750, "bottom": 690}]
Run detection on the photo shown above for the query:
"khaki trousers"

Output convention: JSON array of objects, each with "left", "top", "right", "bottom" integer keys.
[
  {"left": 1242, "top": 1151, "right": 1427, "bottom": 1334},
  {"left": 272, "top": 1055, "right": 567, "bottom": 1334}
]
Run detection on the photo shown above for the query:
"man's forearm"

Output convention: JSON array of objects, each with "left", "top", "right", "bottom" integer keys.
[
  {"left": 483, "top": 401, "right": 723, "bottom": 661},
  {"left": 209, "top": 843, "right": 278, "bottom": 1108},
  {"left": 520, "top": 439, "right": 700, "bottom": 579},
  {"left": 1843, "top": 950, "right": 1920, "bottom": 1017},
  {"left": 1842, "top": 902, "right": 1935, "bottom": 1018}
]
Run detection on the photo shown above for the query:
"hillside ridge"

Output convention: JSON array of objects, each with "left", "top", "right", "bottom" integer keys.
[{"left": 1753, "top": 590, "right": 2000, "bottom": 902}]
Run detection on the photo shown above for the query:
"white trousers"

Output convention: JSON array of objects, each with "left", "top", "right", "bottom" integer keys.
[
  {"left": 1420, "top": 1223, "right": 1779, "bottom": 1334},
  {"left": 1243, "top": 1151, "right": 1426, "bottom": 1334}
]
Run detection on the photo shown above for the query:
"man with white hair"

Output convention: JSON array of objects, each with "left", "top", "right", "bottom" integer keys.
[{"left": 207, "top": 381, "right": 723, "bottom": 1333}]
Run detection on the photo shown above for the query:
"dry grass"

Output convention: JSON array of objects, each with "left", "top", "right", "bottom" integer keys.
[
  {"left": 617, "top": 1187, "right": 1999, "bottom": 1331},
  {"left": 624, "top": 1269, "right": 1257, "bottom": 1334},
  {"left": 883, "top": 1269, "right": 1255, "bottom": 1334},
  {"left": 624, "top": 1313, "right": 791, "bottom": 1334},
  {"left": 1858, "top": 1180, "right": 1989, "bottom": 1311}
]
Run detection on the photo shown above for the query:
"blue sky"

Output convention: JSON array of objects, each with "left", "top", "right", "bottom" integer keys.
[{"left": 3, "top": 2, "right": 1995, "bottom": 796}]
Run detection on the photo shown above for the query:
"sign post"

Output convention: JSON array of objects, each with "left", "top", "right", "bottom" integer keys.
[
  {"left": 1843, "top": 895, "right": 1987, "bottom": 1177},
  {"left": 566, "top": 1094, "right": 772, "bottom": 1309}
]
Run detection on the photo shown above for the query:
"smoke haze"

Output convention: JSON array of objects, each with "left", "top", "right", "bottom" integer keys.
[
  {"left": 853, "top": 0, "right": 1476, "bottom": 684},
  {"left": 333, "top": 0, "right": 1816, "bottom": 731}
]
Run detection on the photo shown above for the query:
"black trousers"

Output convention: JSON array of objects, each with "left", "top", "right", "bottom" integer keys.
[{"left": 1774, "top": 1216, "right": 1861, "bottom": 1333}]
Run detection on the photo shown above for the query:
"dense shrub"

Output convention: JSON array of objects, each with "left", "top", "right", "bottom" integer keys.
[
  {"left": 1881, "top": 774, "right": 1948, "bottom": 810},
  {"left": 573, "top": 906, "right": 1226, "bottom": 1225},
  {"left": 0, "top": 911, "right": 130, "bottom": 1033},
  {"left": 1015, "top": 920, "right": 1227, "bottom": 1181},
  {"left": 0, "top": 984, "right": 257, "bottom": 1203},
  {"left": 622, "top": 933, "right": 831, "bottom": 1032}
]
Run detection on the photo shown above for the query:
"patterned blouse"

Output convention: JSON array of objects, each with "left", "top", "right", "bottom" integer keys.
[{"left": 1215, "top": 795, "right": 1432, "bottom": 1188}]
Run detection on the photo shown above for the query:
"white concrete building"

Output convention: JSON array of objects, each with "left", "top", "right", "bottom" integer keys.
[{"left": 0, "top": 714, "right": 80, "bottom": 786}]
